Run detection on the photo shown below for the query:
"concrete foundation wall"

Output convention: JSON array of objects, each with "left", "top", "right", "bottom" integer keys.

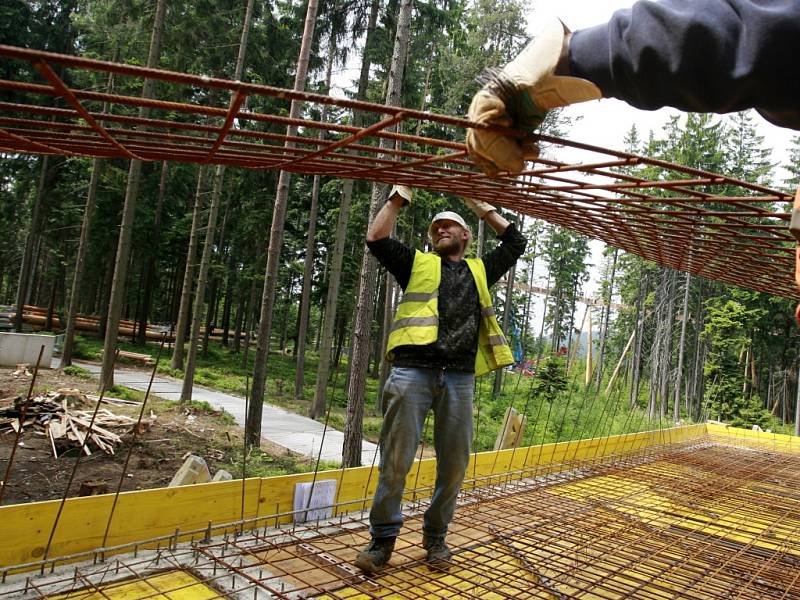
[{"left": 0, "top": 332, "right": 53, "bottom": 368}]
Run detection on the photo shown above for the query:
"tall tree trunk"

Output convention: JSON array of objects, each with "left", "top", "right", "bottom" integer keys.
[
  {"left": 61, "top": 159, "right": 101, "bottom": 366},
  {"left": 310, "top": 0, "right": 380, "bottom": 421},
  {"left": 657, "top": 270, "right": 677, "bottom": 417},
  {"left": 293, "top": 169, "right": 321, "bottom": 399},
  {"left": 294, "top": 40, "right": 334, "bottom": 400},
  {"left": 61, "top": 55, "right": 118, "bottom": 364},
  {"left": 629, "top": 273, "right": 647, "bottom": 408},
  {"left": 100, "top": 0, "right": 167, "bottom": 390},
  {"left": 221, "top": 263, "right": 235, "bottom": 347},
  {"left": 97, "top": 253, "right": 115, "bottom": 339},
  {"left": 241, "top": 270, "right": 259, "bottom": 369},
  {"left": 594, "top": 248, "right": 618, "bottom": 387},
  {"left": 279, "top": 275, "right": 293, "bottom": 351},
  {"left": 15, "top": 156, "right": 50, "bottom": 332},
  {"left": 247, "top": 0, "right": 318, "bottom": 447},
  {"left": 673, "top": 270, "right": 691, "bottom": 421},
  {"left": 170, "top": 166, "right": 206, "bottom": 369},
  {"left": 342, "top": 0, "right": 414, "bottom": 467},
  {"left": 232, "top": 276, "right": 245, "bottom": 353},
  {"left": 202, "top": 276, "right": 218, "bottom": 356},
  {"left": 136, "top": 160, "right": 168, "bottom": 345},
  {"left": 45, "top": 254, "right": 59, "bottom": 331},
  {"left": 166, "top": 252, "right": 182, "bottom": 323},
  {"left": 181, "top": 169, "right": 224, "bottom": 401}
]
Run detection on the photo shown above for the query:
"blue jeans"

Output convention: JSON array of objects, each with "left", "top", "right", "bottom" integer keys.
[{"left": 369, "top": 367, "right": 474, "bottom": 540}]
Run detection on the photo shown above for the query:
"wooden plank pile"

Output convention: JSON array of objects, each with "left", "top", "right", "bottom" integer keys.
[
  {"left": 0, "top": 389, "right": 136, "bottom": 456},
  {"left": 101, "top": 349, "right": 155, "bottom": 366}
]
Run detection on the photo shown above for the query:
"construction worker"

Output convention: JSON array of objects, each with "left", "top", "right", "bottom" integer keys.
[
  {"left": 466, "top": 0, "right": 800, "bottom": 176},
  {"left": 354, "top": 186, "right": 526, "bottom": 573}
]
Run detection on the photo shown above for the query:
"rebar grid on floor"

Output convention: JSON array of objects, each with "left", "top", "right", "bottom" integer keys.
[
  {"left": 3, "top": 436, "right": 798, "bottom": 599},
  {"left": 0, "top": 45, "right": 795, "bottom": 299}
]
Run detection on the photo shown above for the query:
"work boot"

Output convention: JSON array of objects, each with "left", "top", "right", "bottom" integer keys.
[
  {"left": 423, "top": 535, "right": 452, "bottom": 570},
  {"left": 354, "top": 537, "right": 396, "bottom": 573}
]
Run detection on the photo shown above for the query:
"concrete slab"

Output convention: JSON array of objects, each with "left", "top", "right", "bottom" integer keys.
[{"left": 59, "top": 359, "right": 378, "bottom": 465}]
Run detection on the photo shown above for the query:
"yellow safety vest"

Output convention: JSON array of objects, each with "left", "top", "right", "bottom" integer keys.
[{"left": 386, "top": 251, "right": 515, "bottom": 377}]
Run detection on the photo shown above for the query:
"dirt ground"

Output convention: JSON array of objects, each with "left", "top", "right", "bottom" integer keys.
[{"left": 0, "top": 366, "right": 303, "bottom": 505}]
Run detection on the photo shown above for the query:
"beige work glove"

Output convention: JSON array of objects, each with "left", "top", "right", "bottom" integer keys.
[
  {"left": 389, "top": 184, "right": 412, "bottom": 206},
  {"left": 463, "top": 197, "right": 496, "bottom": 220},
  {"left": 466, "top": 20, "right": 602, "bottom": 177}
]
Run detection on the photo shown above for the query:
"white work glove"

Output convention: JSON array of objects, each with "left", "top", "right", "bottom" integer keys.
[
  {"left": 388, "top": 184, "right": 412, "bottom": 206},
  {"left": 466, "top": 20, "right": 602, "bottom": 177},
  {"left": 463, "top": 197, "right": 496, "bottom": 220}
]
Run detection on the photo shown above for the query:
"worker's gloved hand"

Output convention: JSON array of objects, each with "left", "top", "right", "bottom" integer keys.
[
  {"left": 463, "top": 197, "right": 497, "bottom": 220},
  {"left": 466, "top": 20, "right": 602, "bottom": 177},
  {"left": 389, "top": 184, "right": 412, "bottom": 206}
]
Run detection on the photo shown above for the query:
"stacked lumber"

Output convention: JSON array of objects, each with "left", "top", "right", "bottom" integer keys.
[
  {"left": 0, "top": 389, "right": 136, "bottom": 456},
  {"left": 12, "top": 304, "right": 246, "bottom": 342},
  {"left": 105, "top": 349, "right": 155, "bottom": 366}
]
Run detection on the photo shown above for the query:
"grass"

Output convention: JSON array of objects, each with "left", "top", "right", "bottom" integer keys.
[
  {"left": 63, "top": 364, "right": 92, "bottom": 379},
  {"left": 221, "top": 448, "right": 342, "bottom": 478}
]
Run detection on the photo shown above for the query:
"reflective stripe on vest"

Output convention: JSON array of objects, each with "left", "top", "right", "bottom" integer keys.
[
  {"left": 386, "top": 251, "right": 441, "bottom": 352},
  {"left": 385, "top": 251, "right": 514, "bottom": 376}
]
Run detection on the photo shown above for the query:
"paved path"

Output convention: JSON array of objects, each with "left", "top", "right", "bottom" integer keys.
[{"left": 58, "top": 360, "right": 378, "bottom": 465}]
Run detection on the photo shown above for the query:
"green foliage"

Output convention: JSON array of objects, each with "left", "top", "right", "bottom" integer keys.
[
  {"left": 3, "top": 0, "right": 799, "bottom": 470},
  {"left": 542, "top": 225, "right": 590, "bottom": 349},
  {"left": 702, "top": 294, "right": 767, "bottom": 424},
  {"left": 107, "top": 385, "right": 146, "bottom": 403},
  {"left": 531, "top": 357, "right": 568, "bottom": 404},
  {"left": 221, "top": 448, "right": 339, "bottom": 478},
  {"left": 63, "top": 365, "right": 92, "bottom": 379}
]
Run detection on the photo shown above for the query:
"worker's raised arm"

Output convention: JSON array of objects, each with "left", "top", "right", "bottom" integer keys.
[
  {"left": 462, "top": 197, "right": 510, "bottom": 236},
  {"left": 466, "top": 0, "right": 800, "bottom": 177},
  {"left": 366, "top": 185, "right": 412, "bottom": 243},
  {"left": 570, "top": 0, "right": 800, "bottom": 127}
]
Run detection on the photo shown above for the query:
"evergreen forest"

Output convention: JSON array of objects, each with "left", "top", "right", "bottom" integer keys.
[{"left": 2, "top": 0, "right": 800, "bottom": 470}]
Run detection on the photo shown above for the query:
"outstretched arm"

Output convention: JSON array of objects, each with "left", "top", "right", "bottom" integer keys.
[
  {"left": 366, "top": 185, "right": 411, "bottom": 242},
  {"left": 466, "top": 0, "right": 800, "bottom": 176},
  {"left": 570, "top": 0, "right": 800, "bottom": 129},
  {"left": 483, "top": 209, "right": 511, "bottom": 236}
]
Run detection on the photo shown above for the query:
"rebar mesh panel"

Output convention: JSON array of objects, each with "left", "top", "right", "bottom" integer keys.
[
  {"left": 2, "top": 438, "right": 799, "bottom": 599},
  {"left": 0, "top": 45, "right": 795, "bottom": 298}
]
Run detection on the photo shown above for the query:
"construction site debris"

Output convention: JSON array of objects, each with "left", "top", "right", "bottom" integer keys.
[
  {"left": 78, "top": 480, "right": 109, "bottom": 496},
  {"left": 11, "top": 364, "right": 32, "bottom": 378},
  {"left": 493, "top": 406, "right": 527, "bottom": 451},
  {"left": 169, "top": 454, "right": 211, "bottom": 487},
  {"left": 0, "top": 388, "right": 137, "bottom": 456},
  {"left": 211, "top": 469, "right": 232, "bottom": 482}
]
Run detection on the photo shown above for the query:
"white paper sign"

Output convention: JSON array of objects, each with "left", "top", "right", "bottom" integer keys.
[{"left": 293, "top": 479, "right": 337, "bottom": 523}]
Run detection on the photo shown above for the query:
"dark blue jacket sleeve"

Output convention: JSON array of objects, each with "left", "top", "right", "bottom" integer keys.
[{"left": 569, "top": 0, "right": 800, "bottom": 129}]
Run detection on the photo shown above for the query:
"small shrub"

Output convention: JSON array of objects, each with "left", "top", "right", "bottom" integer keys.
[{"left": 64, "top": 365, "right": 91, "bottom": 379}]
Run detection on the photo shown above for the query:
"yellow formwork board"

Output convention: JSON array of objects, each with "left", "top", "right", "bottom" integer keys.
[
  {"left": 0, "top": 425, "right": 706, "bottom": 570},
  {"left": 707, "top": 423, "right": 800, "bottom": 452},
  {"left": 48, "top": 570, "right": 219, "bottom": 599}
]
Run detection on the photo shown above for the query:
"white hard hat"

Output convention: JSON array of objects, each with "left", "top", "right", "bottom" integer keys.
[{"left": 428, "top": 211, "right": 471, "bottom": 242}]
